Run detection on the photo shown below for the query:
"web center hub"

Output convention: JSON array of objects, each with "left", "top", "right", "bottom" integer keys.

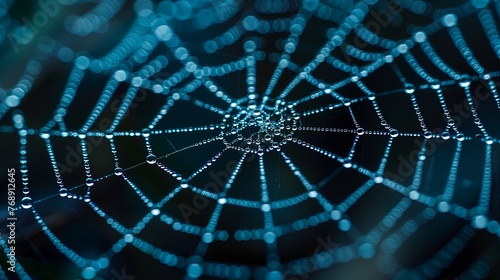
[{"left": 220, "top": 99, "right": 300, "bottom": 154}]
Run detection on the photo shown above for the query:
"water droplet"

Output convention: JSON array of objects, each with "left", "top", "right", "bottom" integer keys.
[
  {"left": 424, "top": 131, "right": 433, "bottom": 139},
  {"left": 209, "top": 124, "right": 215, "bottom": 130},
  {"left": 472, "top": 215, "right": 488, "bottom": 229},
  {"left": 257, "top": 149, "right": 264, "bottom": 156},
  {"left": 409, "top": 190, "right": 420, "bottom": 200},
  {"left": 85, "top": 178, "right": 94, "bottom": 187},
  {"left": 218, "top": 197, "right": 227, "bottom": 204},
  {"left": 447, "top": 119, "right": 455, "bottom": 126},
  {"left": 343, "top": 159, "right": 353, "bottom": 168},
  {"left": 413, "top": 31, "right": 427, "bottom": 42},
  {"left": 456, "top": 133, "right": 465, "bottom": 141},
  {"left": 441, "top": 132, "right": 450, "bottom": 140},
  {"left": 40, "top": 132, "right": 50, "bottom": 139},
  {"left": 264, "top": 134, "right": 272, "bottom": 141},
  {"left": 187, "top": 263, "right": 203, "bottom": 278},
  {"left": 437, "top": 201, "right": 450, "bottom": 212},
  {"left": 356, "top": 128, "right": 365, "bottom": 135},
  {"left": 237, "top": 134, "right": 243, "bottom": 141},
  {"left": 458, "top": 75, "right": 471, "bottom": 88},
  {"left": 343, "top": 99, "right": 351, "bottom": 106},
  {"left": 389, "top": 129, "right": 399, "bottom": 138},
  {"left": 114, "top": 167, "right": 123, "bottom": 176},
  {"left": 485, "top": 136, "right": 493, "bottom": 145},
  {"left": 22, "top": 187, "right": 29, "bottom": 194},
  {"left": 442, "top": 13, "right": 458, "bottom": 27},
  {"left": 482, "top": 72, "right": 491, "bottom": 80},
  {"left": 181, "top": 179, "right": 189, "bottom": 188},
  {"left": 331, "top": 210, "right": 341, "bottom": 220},
  {"left": 141, "top": 128, "right": 151, "bottom": 137},
  {"left": 83, "top": 194, "right": 91, "bottom": 202},
  {"left": 146, "top": 154, "right": 157, "bottom": 164},
  {"left": 253, "top": 109, "right": 261, "bottom": 116},
  {"left": 59, "top": 188, "right": 68, "bottom": 197},
  {"left": 78, "top": 131, "right": 86, "bottom": 139},
  {"left": 338, "top": 219, "right": 352, "bottom": 231},
  {"left": 358, "top": 243, "right": 376, "bottom": 259},
  {"left": 248, "top": 100, "right": 257, "bottom": 109},
  {"left": 404, "top": 83, "right": 415, "bottom": 94},
  {"left": 430, "top": 81, "right": 440, "bottom": 90},
  {"left": 21, "top": 197, "right": 32, "bottom": 209}
]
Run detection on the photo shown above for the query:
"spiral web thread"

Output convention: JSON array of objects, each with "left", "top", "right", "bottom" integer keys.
[{"left": 1, "top": 0, "right": 500, "bottom": 279}]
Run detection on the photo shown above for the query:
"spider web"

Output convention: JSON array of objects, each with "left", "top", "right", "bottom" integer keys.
[{"left": 0, "top": 0, "right": 500, "bottom": 279}]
